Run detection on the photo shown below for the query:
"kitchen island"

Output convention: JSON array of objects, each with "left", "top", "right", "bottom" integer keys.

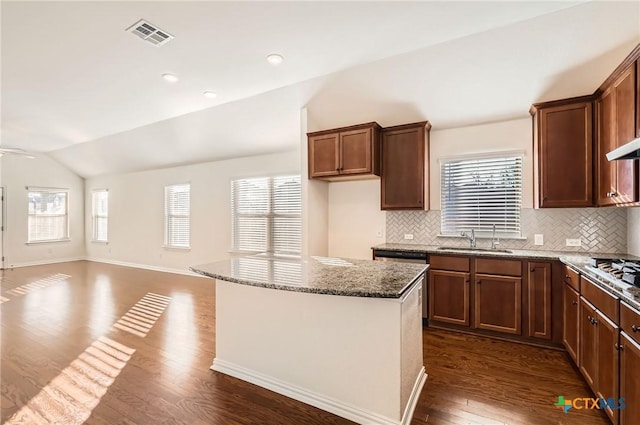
[{"left": 191, "top": 255, "right": 428, "bottom": 425}]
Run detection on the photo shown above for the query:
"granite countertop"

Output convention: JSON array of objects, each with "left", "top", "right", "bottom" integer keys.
[
  {"left": 190, "top": 254, "right": 428, "bottom": 299},
  {"left": 373, "top": 243, "right": 640, "bottom": 261},
  {"left": 560, "top": 257, "right": 640, "bottom": 311}
]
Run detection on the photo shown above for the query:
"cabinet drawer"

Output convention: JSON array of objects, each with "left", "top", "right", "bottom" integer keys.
[
  {"left": 621, "top": 302, "right": 640, "bottom": 345},
  {"left": 580, "top": 277, "right": 619, "bottom": 323},
  {"left": 475, "top": 258, "right": 522, "bottom": 277},
  {"left": 563, "top": 265, "right": 580, "bottom": 291},
  {"left": 429, "top": 255, "right": 469, "bottom": 272}
]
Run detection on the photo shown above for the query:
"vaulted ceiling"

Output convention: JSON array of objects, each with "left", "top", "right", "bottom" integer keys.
[{"left": 2, "top": 1, "right": 639, "bottom": 177}]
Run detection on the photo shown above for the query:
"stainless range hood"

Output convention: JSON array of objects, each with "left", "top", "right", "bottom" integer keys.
[{"left": 606, "top": 137, "right": 640, "bottom": 161}]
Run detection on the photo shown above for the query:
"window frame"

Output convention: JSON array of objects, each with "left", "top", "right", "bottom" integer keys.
[
  {"left": 440, "top": 153, "right": 523, "bottom": 239},
  {"left": 26, "top": 188, "right": 70, "bottom": 244},
  {"left": 231, "top": 175, "right": 302, "bottom": 256},
  {"left": 91, "top": 189, "right": 109, "bottom": 243},
  {"left": 164, "top": 183, "right": 191, "bottom": 250}
]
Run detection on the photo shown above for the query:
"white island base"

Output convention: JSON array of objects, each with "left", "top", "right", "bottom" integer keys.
[{"left": 212, "top": 278, "right": 426, "bottom": 425}]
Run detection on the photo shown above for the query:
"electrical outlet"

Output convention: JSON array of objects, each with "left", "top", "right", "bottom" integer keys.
[
  {"left": 404, "top": 234, "right": 414, "bottom": 240},
  {"left": 566, "top": 238, "right": 582, "bottom": 247},
  {"left": 534, "top": 234, "right": 544, "bottom": 246}
]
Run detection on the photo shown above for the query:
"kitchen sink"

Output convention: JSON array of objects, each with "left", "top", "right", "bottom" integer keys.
[{"left": 436, "top": 246, "right": 512, "bottom": 254}]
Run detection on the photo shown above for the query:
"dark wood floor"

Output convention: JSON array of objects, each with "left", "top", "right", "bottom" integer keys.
[{"left": 1, "top": 261, "right": 610, "bottom": 425}]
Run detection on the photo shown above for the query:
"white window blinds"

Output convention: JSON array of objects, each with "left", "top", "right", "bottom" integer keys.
[
  {"left": 164, "top": 184, "right": 190, "bottom": 248},
  {"left": 231, "top": 175, "right": 301, "bottom": 255},
  {"left": 441, "top": 155, "right": 522, "bottom": 237},
  {"left": 27, "top": 189, "right": 69, "bottom": 242},
  {"left": 92, "top": 190, "right": 109, "bottom": 242}
]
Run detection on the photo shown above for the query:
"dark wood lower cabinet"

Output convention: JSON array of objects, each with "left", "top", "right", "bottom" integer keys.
[
  {"left": 528, "top": 262, "right": 552, "bottom": 339},
  {"left": 579, "top": 298, "right": 598, "bottom": 390},
  {"left": 474, "top": 274, "right": 522, "bottom": 335},
  {"left": 620, "top": 332, "right": 640, "bottom": 425},
  {"left": 596, "top": 310, "right": 620, "bottom": 425},
  {"left": 563, "top": 283, "right": 580, "bottom": 363},
  {"left": 428, "top": 269, "right": 470, "bottom": 326}
]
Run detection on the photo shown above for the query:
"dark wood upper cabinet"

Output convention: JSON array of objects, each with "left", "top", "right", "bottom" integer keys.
[
  {"left": 637, "top": 59, "right": 640, "bottom": 138},
  {"left": 596, "top": 88, "right": 617, "bottom": 206},
  {"left": 528, "top": 262, "right": 552, "bottom": 339},
  {"left": 612, "top": 66, "right": 639, "bottom": 204},
  {"left": 308, "top": 122, "right": 381, "bottom": 180},
  {"left": 381, "top": 122, "right": 431, "bottom": 210},
  {"left": 531, "top": 99, "right": 593, "bottom": 208}
]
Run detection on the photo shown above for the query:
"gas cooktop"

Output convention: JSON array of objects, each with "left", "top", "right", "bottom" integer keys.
[{"left": 586, "top": 258, "right": 640, "bottom": 288}]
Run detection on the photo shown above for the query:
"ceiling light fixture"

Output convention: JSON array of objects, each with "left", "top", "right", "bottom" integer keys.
[
  {"left": 162, "top": 73, "right": 179, "bottom": 83},
  {"left": 266, "top": 54, "right": 284, "bottom": 65},
  {"left": 203, "top": 91, "right": 217, "bottom": 99}
]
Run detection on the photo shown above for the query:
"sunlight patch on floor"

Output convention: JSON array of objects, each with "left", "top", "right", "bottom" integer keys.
[
  {"left": 112, "top": 292, "right": 171, "bottom": 338},
  {"left": 4, "top": 336, "right": 134, "bottom": 425}
]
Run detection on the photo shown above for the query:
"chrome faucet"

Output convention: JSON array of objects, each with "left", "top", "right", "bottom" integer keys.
[
  {"left": 461, "top": 229, "right": 476, "bottom": 248},
  {"left": 491, "top": 224, "right": 500, "bottom": 250}
]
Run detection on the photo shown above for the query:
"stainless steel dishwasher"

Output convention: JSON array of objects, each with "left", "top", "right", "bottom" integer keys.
[{"left": 373, "top": 249, "right": 428, "bottom": 323}]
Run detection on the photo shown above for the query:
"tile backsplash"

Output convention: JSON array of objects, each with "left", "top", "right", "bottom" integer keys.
[{"left": 386, "top": 208, "right": 627, "bottom": 253}]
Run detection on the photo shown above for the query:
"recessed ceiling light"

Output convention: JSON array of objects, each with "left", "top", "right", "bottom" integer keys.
[
  {"left": 203, "top": 91, "right": 217, "bottom": 99},
  {"left": 266, "top": 54, "right": 284, "bottom": 65},
  {"left": 162, "top": 73, "right": 179, "bottom": 83}
]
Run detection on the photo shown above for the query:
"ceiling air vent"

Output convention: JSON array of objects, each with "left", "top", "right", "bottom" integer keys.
[{"left": 126, "top": 19, "right": 173, "bottom": 47}]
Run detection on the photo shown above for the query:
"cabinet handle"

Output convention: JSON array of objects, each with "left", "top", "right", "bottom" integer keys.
[
  {"left": 530, "top": 267, "right": 536, "bottom": 272},
  {"left": 632, "top": 325, "right": 639, "bottom": 333},
  {"left": 572, "top": 300, "right": 578, "bottom": 306},
  {"left": 587, "top": 315, "right": 592, "bottom": 322},
  {"left": 477, "top": 280, "right": 481, "bottom": 284},
  {"left": 615, "top": 343, "right": 623, "bottom": 351}
]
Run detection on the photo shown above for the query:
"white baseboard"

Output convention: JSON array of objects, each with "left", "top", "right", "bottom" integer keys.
[
  {"left": 401, "top": 368, "right": 427, "bottom": 425},
  {"left": 85, "top": 257, "right": 203, "bottom": 277},
  {"left": 6, "top": 256, "right": 85, "bottom": 269},
  {"left": 211, "top": 358, "right": 426, "bottom": 425}
]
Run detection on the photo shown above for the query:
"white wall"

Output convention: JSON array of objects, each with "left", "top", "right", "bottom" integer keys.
[
  {"left": 328, "top": 180, "right": 385, "bottom": 260},
  {"left": 84, "top": 151, "right": 299, "bottom": 273},
  {"left": 1, "top": 153, "right": 85, "bottom": 267},
  {"left": 629, "top": 207, "right": 640, "bottom": 257}
]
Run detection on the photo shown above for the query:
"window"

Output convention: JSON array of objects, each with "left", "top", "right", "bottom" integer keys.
[
  {"left": 27, "top": 189, "right": 69, "bottom": 242},
  {"left": 164, "top": 184, "right": 190, "bottom": 249},
  {"left": 231, "top": 175, "right": 301, "bottom": 255},
  {"left": 441, "top": 155, "right": 522, "bottom": 237},
  {"left": 91, "top": 190, "right": 109, "bottom": 242}
]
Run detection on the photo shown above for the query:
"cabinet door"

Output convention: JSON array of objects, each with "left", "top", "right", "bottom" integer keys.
[
  {"left": 381, "top": 124, "right": 427, "bottom": 210},
  {"left": 308, "top": 133, "right": 340, "bottom": 178},
  {"left": 528, "top": 262, "right": 552, "bottom": 339},
  {"left": 613, "top": 66, "right": 639, "bottom": 204},
  {"left": 339, "top": 128, "right": 372, "bottom": 175},
  {"left": 579, "top": 298, "right": 598, "bottom": 391},
  {"left": 620, "top": 332, "right": 640, "bottom": 425},
  {"left": 537, "top": 102, "right": 593, "bottom": 207},
  {"left": 597, "top": 89, "right": 617, "bottom": 206},
  {"left": 563, "top": 283, "right": 580, "bottom": 364},
  {"left": 428, "top": 269, "right": 469, "bottom": 326},
  {"left": 595, "top": 310, "right": 620, "bottom": 425},
  {"left": 637, "top": 59, "right": 640, "bottom": 138},
  {"left": 474, "top": 274, "right": 522, "bottom": 335}
]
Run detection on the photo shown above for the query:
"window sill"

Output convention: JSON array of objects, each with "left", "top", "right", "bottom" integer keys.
[
  {"left": 91, "top": 240, "right": 109, "bottom": 244},
  {"left": 163, "top": 245, "right": 191, "bottom": 251},
  {"left": 437, "top": 234, "right": 527, "bottom": 241},
  {"left": 26, "top": 238, "right": 71, "bottom": 245}
]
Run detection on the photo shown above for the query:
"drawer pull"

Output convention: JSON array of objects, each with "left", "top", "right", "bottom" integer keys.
[
  {"left": 530, "top": 267, "right": 536, "bottom": 272},
  {"left": 615, "top": 343, "right": 623, "bottom": 351},
  {"left": 572, "top": 300, "right": 578, "bottom": 306},
  {"left": 632, "top": 325, "right": 639, "bottom": 333}
]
